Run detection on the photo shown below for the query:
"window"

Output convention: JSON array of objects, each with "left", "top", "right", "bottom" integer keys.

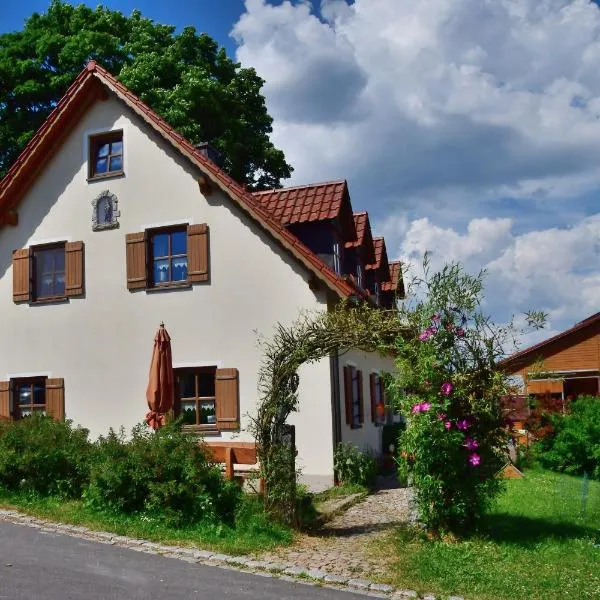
[
  {"left": 371, "top": 373, "right": 386, "bottom": 425},
  {"left": 33, "top": 244, "right": 65, "bottom": 300},
  {"left": 356, "top": 263, "right": 364, "bottom": 288},
  {"left": 333, "top": 241, "right": 341, "bottom": 274},
  {"left": 175, "top": 367, "right": 217, "bottom": 429},
  {"left": 374, "top": 282, "right": 380, "bottom": 306},
  {"left": 344, "top": 365, "right": 363, "bottom": 428},
  {"left": 150, "top": 228, "right": 188, "bottom": 286},
  {"left": 12, "top": 377, "right": 47, "bottom": 419},
  {"left": 89, "top": 131, "right": 123, "bottom": 179}
]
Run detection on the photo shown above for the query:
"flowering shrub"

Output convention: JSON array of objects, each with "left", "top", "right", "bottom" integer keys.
[{"left": 390, "top": 259, "right": 544, "bottom": 534}]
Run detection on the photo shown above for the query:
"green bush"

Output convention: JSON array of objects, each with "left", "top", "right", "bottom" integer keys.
[
  {"left": 85, "top": 423, "right": 240, "bottom": 526},
  {"left": 535, "top": 396, "right": 600, "bottom": 478},
  {"left": 0, "top": 415, "right": 92, "bottom": 498},
  {"left": 334, "top": 442, "right": 378, "bottom": 488}
]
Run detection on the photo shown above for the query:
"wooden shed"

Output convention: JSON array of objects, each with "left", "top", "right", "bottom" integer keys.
[{"left": 500, "top": 312, "right": 600, "bottom": 402}]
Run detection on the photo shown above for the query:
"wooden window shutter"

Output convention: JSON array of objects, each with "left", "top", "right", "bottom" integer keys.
[
  {"left": 357, "top": 370, "right": 364, "bottom": 424},
  {"left": 126, "top": 232, "right": 148, "bottom": 290},
  {"left": 12, "top": 248, "right": 31, "bottom": 303},
  {"left": 46, "top": 378, "right": 65, "bottom": 421},
  {"left": 0, "top": 381, "right": 11, "bottom": 422},
  {"left": 65, "top": 241, "right": 85, "bottom": 297},
  {"left": 370, "top": 373, "right": 377, "bottom": 422},
  {"left": 187, "top": 224, "right": 209, "bottom": 283},
  {"left": 215, "top": 368, "right": 239, "bottom": 430},
  {"left": 343, "top": 366, "right": 352, "bottom": 425}
]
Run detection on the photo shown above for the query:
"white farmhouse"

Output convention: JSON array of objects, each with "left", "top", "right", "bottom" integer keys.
[{"left": 0, "top": 62, "right": 403, "bottom": 490}]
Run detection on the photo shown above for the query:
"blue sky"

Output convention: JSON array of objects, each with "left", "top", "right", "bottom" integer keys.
[{"left": 2, "top": 1, "right": 600, "bottom": 346}]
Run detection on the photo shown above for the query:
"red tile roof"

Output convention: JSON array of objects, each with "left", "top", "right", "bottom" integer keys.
[
  {"left": 366, "top": 237, "right": 387, "bottom": 271},
  {"left": 0, "top": 62, "right": 368, "bottom": 302},
  {"left": 253, "top": 181, "right": 346, "bottom": 225},
  {"left": 345, "top": 212, "right": 376, "bottom": 264},
  {"left": 499, "top": 312, "right": 600, "bottom": 370},
  {"left": 382, "top": 261, "right": 404, "bottom": 297}
]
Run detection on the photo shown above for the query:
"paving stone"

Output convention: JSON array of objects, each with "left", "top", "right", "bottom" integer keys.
[
  {"left": 422, "top": 594, "right": 437, "bottom": 600},
  {"left": 305, "top": 569, "right": 327, "bottom": 580},
  {"left": 192, "top": 550, "right": 214, "bottom": 560},
  {"left": 370, "top": 583, "right": 394, "bottom": 593},
  {"left": 225, "top": 556, "right": 249, "bottom": 565},
  {"left": 447, "top": 597, "right": 465, "bottom": 600},
  {"left": 284, "top": 566, "right": 307, "bottom": 576},
  {"left": 264, "top": 562, "right": 288, "bottom": 572},
  {"left": 324, "top": 574, "right": 349, "bottom": 584},
  {"left": 244, "top": 560, "right": 270, "bottom": 569},
  {"left": 208, "top": 554, "right": 230, "bottom": 562},
  {"left": 347, "top": 578, "right": 372, "bottom": 589},
  {"left": 279, "top": 575, "right": 299, "bottom": 583},
  {"left": 392, "top": 591, "right": 418, "bottom": 599}
]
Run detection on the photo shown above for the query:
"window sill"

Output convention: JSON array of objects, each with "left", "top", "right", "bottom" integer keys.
[
  {"left": 182, "top": 425, "right": 220, "bottom": 436},
  {"left": 350, "top": 424, "right": 363, "bottom": 430},
  {"left": 87, "top": 170, "right": 125, "bottom": 183},
  {"left": 30, "top": 296, "right": 69, "bottom": 306},
  {"left": 146, "top": 282, "right": 192, "bottom": 293}
]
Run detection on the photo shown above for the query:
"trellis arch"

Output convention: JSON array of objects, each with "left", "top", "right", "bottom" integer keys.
[{"left": 249, "top": 301, "right": 406, "bottom": 524}]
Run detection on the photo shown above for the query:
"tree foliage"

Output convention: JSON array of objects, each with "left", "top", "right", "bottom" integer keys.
[
  {"left": 0, "top": 0, "right": 291, "bottom": 188},
  {"left": 390, "top": 257, "right": 545, "bottom": 535}
]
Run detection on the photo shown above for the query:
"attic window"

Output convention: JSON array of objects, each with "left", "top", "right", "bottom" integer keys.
[{"left": 88, "top": 131, "right": 123, "bottom": 179}]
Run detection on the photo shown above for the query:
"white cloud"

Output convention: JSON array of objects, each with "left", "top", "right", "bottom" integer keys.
[{"left": 233, "top": 0, "right": 600, "bottom": 338}]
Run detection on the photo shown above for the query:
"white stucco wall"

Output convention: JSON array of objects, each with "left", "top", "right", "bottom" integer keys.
[
  {"left": 338, "top": 349, "right": 396, "bottom": 455},
  {"left": 0, "top": 95, "right": 334, "bottom": 486}
]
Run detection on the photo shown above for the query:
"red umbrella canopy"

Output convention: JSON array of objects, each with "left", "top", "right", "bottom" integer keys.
[{"left": 145, "top": 322, "right": 174, "bottom": 430}]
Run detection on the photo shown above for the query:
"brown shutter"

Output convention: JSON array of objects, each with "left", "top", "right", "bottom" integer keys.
[
  {"left": 344, "top": 366, "right": 352, "bottom": 425},
  {"left": 370, "top": 373, "right": 377, "bottom": 422},
  {"left": 215, "top": 368, "right": 239, "bottom": 430},
  {"left": 357, "top": 370, "right": 364, "bottom": 424},
  {"left": 12, "top": 248, "right": 31, "bottom": 303},
  {"left": 187, "top": 224, "right": 209, "bottom": 283},
  {"left": 46, "top": 378, "right": 65, "bottom": 421},
  {"left": 65, "top": 241, "right": 85, "bottom": 297},
  {"left": 0, "top": 381, "right": 11, "bottom": 422},
  {"left": 126, "top": 232, "right": 148, "bottom": 290}
]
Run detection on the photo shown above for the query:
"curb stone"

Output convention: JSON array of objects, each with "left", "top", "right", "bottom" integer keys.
[{"left": 0, "top": 508, "right": 467, "bottom": 599}]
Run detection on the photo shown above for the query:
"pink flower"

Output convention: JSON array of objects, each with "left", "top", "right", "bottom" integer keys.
[
  {"left": 440, "top": 382, "right": 453, "bottom": 396},
  {"left": 431, "top": 314, "right": 441, "bottom": 322},
  {"left": 456, "top": 327, "right": 465, "bottom": 337},
  {"left": 446, "top": 323, "right": 455, "bottom": 331},
  {"left": 421, "top": 402, "right": 432, "bottom": 412},
  {"left": 444, "top": 421, "right": 452, "bottom": 430},
  {"left": 456, "top": 419, "right": 470, "bottom": 431},
  {"left": 469, "top": 453, "right": 481, "bottom": 466},
  {"left": 437, "top": 413, "right": 446, "bottom": 421},
  {"left": 418, "top": 330, "right": 432, "bottom": 341},
  {"left": 412, "top": 403, "right": 423, "bottom": 414},
  {"left": 463, "top": 437, "right": 479, "bottom": 451}
]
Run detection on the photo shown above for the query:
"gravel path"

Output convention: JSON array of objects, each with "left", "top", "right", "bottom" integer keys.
[{"left": 257, "top": 483, "right": 416, "bottom": 579}]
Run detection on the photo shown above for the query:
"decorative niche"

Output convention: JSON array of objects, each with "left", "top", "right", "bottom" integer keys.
[{"left": 91, "top": 190, "right": 120, "bottom": 231}]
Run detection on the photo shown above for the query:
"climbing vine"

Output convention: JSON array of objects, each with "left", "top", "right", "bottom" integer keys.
[{"left": 249, "top": 301, "right": 406, "bottom": 524}]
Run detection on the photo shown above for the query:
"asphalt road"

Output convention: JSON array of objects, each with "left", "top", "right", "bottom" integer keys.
[{"left": 0, "top": 521, "right": 363, "bottom": 600}]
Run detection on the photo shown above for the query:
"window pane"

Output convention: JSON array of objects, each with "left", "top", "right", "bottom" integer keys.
[
  {"left": 97, "top": 143, "right": 110, "bottom": 158},
  {"left": 18, "top": 386, "right": 32, "bottom": 405},
  {"left": 171, "top": 257, "right": 188, "bottom": 281},
  {"left": 109, "top": 155, "right": 122, "bottom": 172},
  {"left": 37, "top": 250, "right": 54, "bottom": 274},
  {"left": 198, "top": 373, "right": 215, "bottom": 397},
  {"left": 180, "top": 401, "right": 196, "bottom": 425},
  {"left": 53, "top": 248, "right": 65, "bottom": 272},
  {"left": 33, "top": 384, "right": 45, "bottom": 405},
  {"left": 55, "top": 273, "right": 65, "bottom": 296},
  {"left": 153, "top": 259, "right": 170, "bottom": 283},
  {"left": 111, "top": 140, "right": 123, "bottom": 154},
  {"left": 178, "top": 373, "right": 196, "bottom": 399},
  {"left": 152, "top": 233, "right": 169, "bottom": 258},
  {"left": 38, "top": 274, "right": 54, "bottom": 297},
  {"left": 171, "top": 231, "right": 187, "bottom": 256},
  {"left": 199, "top": 400, "right": 216, "bottom": 425},
  {"left": 95, "top": 158, "right": 108, "bottom": 174}
]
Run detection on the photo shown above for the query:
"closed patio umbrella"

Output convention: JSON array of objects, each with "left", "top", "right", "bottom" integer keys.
[{"left": 145, "top": 322, "right": 174, "bottom": 430}]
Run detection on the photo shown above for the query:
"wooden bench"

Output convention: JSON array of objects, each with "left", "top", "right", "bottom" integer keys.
[{"left": 203, "top": 441, "right": 263, "bottom": 491}]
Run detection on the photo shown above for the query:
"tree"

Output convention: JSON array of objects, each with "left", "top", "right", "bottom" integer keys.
[{"left": 0, "top": 0, "right": 292, "bottom": 189}]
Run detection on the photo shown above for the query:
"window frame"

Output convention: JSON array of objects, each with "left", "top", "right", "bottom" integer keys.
[
  {"left": 11, "top": 376, "right": 47, "bottom": 420},
  {"left": 148, "top": 226, "right": 189, "bottom": 288},
  {"left": 333, "top": 241, "right": 342, "bottom": 274},
  {"left": 88, "top": 130, "right": 124, "bottom": 180},
  {"left": 32, "top": 242, "right": 66, "bottom": 302},
  {"left": 174, "top": 366, "right": 218, "bottom": 432},
  {"left": 349, "top": 365, "right": 363, "bottom": 429}
]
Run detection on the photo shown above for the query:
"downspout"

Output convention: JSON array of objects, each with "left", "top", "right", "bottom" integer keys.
[{"left": 330, "top": 351, "right": 342, "bottom": 482}]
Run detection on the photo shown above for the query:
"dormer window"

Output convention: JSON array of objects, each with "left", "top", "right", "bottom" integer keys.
[
  {"left": 374, "top": 282, "right": 380, "bottom": 305},
  {"left": 333, "top": 241, "right": 341, "bottom": 274},
  {"left": 356, "top": 263, "right": 364, "bottom": 288},
  {"left": 88, "top": 131, "right": 123, "bottom": 179}
]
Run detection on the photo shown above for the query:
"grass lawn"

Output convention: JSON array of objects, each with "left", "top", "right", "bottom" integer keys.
[
  {"left": 0, "top": 490, "right": 293, "bottom": 555},
  {"left": 373, "top": 469, "right": 600, "bottom": 600}
]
